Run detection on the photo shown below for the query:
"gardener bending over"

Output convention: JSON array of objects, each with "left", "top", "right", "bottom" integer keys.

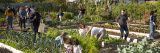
[
  {"left": 78, "top": 23, "right": 106, "bottom": 40},
  {"left": 55, "top": 32, "right": 68, "bottom": 52}
]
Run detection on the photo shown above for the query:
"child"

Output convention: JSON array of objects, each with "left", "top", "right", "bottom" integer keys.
[
  {"left": 64, "top": 38, "right": 73, "bottom": 53},
  {"left": 55, "top": 32, "right": 68, "bottom": 48},
  {"left": 78, "top": 23, "right": 89, "bottom": 36},
  {"left": 73, "top": 39, "right": 82, "bottom": 53}
]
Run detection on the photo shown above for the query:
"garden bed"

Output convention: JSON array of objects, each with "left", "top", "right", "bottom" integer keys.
[
  {"left": 0, "top": 28, "right": 127, "bottom": 53},
  {"left": 92, "top": 23, "right": 160, "bottom": 33},
  {"left": 107, "top": 31, "right": 145, "bottom": 40}
]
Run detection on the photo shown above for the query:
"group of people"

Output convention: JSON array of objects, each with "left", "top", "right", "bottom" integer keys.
[
  {"left": 116, "top": 10, "right": 157, "bottom": 40},
  {"left": 55, "top": 32, "right": 82, "bottom": 53},
  {"left": 4, "top": 6, "right": 42, "bottom": 43},
  {"left": 54, "top": 9, "right": 157, "bottom": 53},
  {"left": 4, "top": 6, "right": 36, "bottom": 30},
  {"left": 4, "top": 3, "right": 157, "bottom": 53}
]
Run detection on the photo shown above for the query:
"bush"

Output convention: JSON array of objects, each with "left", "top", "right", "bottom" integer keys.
[
  {"left": 0, "top": 18, "right": 5, "bottom": 23},
  {"left": 117, "top": 37, "right": 160, "bottom": 53},
  {"left": 64, "top": 12, "right": 74, "bottom": 19},
  {"left": 112, "top": 2, "right": 160, "bottom": 23},
  {"left": 63, "top": 29, "right": 100, "bottom": 53}
]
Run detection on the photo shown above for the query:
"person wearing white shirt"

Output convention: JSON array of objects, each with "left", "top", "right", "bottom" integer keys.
[
  {"left": 73, "top": 39, "right": 82, "bottom": 53},
  {"left": 79, "top": 24, "right": 106, "bottom": 40}
]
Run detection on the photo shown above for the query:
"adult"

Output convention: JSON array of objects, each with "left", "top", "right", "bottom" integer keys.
[
  {"left": 4, "top": 7, "right": 14, "bottom": 30},
  {"left": 30, "top": 11, "right": 41, "bottom": 43},
  {"left": 78, "top": 24, "right": 106, "bottom": 40},
  {"left": 149, "top": 10, "right": 157, "bottom": 40},
  {"left": 25, "top": 6, "right": 31, "bottom": 28},
  {"left": 117, "top": 10, "right": 129, "bottom": 40},
  {"left": 57, "top": 8, "right": 64, "bottom": 22},
  {"left": 57, "top": 8, "right": 64, "bottom": 26},
  {"left": 78, "top": 4, "right": 85, "bottom": 21},
  {"left": 18, "top": 6, "right": 27, "bottom": 30}
]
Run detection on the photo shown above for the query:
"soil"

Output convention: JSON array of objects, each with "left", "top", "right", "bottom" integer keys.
[
  {"left": 93, "top": 24, "right": 151, "bottom": 33},
  {"left": 0, "top": 47, "right": 12, "bottom": 53}
]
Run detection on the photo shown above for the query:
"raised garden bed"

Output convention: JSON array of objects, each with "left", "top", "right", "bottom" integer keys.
[{"left": 92, "top": 23, "right": 159, "bottom": 33}]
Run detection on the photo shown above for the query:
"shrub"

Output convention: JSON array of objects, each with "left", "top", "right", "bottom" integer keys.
[
  {"left": 112, "top": 2, "right": 160, "bottom": 23},
  {"left": 63, "top": 29, "right": 100, "bottom": 53},
  {"left": 117, "top": 37, "right": 160, "bottom": 53},
  {"left": 0, "top": 18, "right": 5, "bottom": 24},
  {"left": 64, "top": 12, "right": 74, "bottom": 19}
]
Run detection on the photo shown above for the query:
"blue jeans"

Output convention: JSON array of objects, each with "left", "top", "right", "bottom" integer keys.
[
  {"left": 149, "top": 23, "right": 155, "bottom": 38},
  {"left": 120, "top": 25, "right": 129, "bottom": 40},
  {"left": 6, "top": 16, "right": 13, "bottom": 30}
]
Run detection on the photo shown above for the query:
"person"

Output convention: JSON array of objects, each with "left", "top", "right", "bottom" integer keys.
[
  {"left": 18, "top": 6, "right": 27, "bottom": 30},
  {"left": 55, "top": 32, "right": 68, "bottom": 53},
  {"left": 64, "top": 38, "right": 73, "bottom": 53},
  {"left": 25, "top": 6, "right": 31, "bottom": 28},
  {"left": 57, "top": 8, "right": 64, "bottom": 27},
  {"left": 117, "top": 10, "right": 129, "bottom": 40},
  {"left": 78, "top": 23, "right": 106, "bottom": 40},
  {"left": 4, "top": 7, "right": 14, "bottom": 30},
  {"left": 73, "top": 39, "right": 82, "bottom": 53},
  {"left": 149, "top": 10, "right": 157, "bottom": 40},
  {"left": 57, "top": 8, "right": 64, "bottom": 22},
  {"left": 78, "top": 23, "right": 89, "bottom": 36},
  {"left": 95, "top": 0, "right": 101, "bottom": 6},
  {"left": 78, "top": 4, "right": 85, "bottom": 21},
  {"left": 11, "top": 7, "right": 16, "bottom": 16},
  {"left": 30, "top": 11, "right": 41, "bottom": 43},
  {"left": 26, "top": 6, "right": 35, "bottom": 28}
]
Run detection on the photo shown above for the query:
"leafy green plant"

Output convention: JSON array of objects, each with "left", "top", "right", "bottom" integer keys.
[
  {"left": 117, "top": 37, "right": 160, "bottom": 53},
  {"left": 0, "top": 18, "right": 5, "bottom": 25},
  {"left": 64, "top": 12, "right": 74, "bottom": 19}
]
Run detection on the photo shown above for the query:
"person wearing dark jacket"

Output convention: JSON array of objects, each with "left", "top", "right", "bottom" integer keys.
[
  {"left": 117, "top": 10, "right": 129, "bottom": 40},
  {"left": 149, "top": 10, "right": 157, "bottom": 40},
  {"left": 30, "top": 11, "right": 41, "bottom": 43}
]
